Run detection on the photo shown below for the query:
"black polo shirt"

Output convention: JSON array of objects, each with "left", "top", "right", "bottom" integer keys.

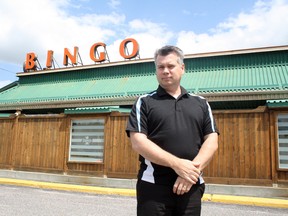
[{"left": 126, "top": 85, "right": 218, "bottom": 186}]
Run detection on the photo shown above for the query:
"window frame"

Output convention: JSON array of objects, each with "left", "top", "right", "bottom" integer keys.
[
  {"left": 276, "top": 113, "right": 288, "bottom": 171},
  {"left": 68, "top": 117, "right": 106, "bottom": 164}
]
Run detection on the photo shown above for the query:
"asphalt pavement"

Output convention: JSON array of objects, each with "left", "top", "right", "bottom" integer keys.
[
  {"left": 0, "top": 177, "right": 287, "bottom": 209},
  {"left": 1, "top": 184, "right": 287, "bottom": 216}
]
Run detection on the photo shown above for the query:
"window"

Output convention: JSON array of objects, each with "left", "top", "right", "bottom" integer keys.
[
  {"left": 277, "top": 114, "right": 288, "bottom": 169},
  {"left": 69, "top": 119, "right": 105, "bottom": 163}
]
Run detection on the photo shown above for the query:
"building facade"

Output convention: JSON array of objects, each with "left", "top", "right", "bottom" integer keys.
[{"left": 0, "top": 45, "right": 287, "bottom": 187}]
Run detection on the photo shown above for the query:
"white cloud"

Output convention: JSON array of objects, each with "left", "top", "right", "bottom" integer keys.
[
  {"left": 108, "top": 0, "right": 121, "bottom": 9},
  {"left": 176, "top": 0, "right": 288, "bottom": 54},
  {"left": 0, "top": 0, "right": 127, "bottom": 68},
  {"left": 125, "top": 20, "right": 174, "bottom": 58},
  {"left": 1, "top": 0, "right": 287, "bottom": 73}
]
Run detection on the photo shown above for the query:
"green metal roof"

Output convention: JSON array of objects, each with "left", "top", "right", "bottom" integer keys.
[
  {"left": 0, "top": 46, "right": 287, "bottom": 111},
  {"left": 64, "top": 106, "right": 131, "bottom": 114}
]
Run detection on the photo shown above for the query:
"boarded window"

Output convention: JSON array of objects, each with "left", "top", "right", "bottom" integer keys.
[
  {"left": 69, "top": 119, "right": 105, "bottom": 163},
  {"left": 277, "top": 114, "right": 288, "bottom": 169}
]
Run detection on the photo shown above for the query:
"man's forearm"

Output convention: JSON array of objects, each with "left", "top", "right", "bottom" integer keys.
[
  {"left": 130, "top": 132, "right": 179, "bottom": 168},
  {"left": 193, "top": 133, "right": 218, "bottom": 171},
  {"left": 130, "top": 132, "right": 201, "bottom": 184}
]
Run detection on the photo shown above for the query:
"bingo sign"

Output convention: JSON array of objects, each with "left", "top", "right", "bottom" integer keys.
[{"left": 24, "top": 38, "right": 140, "bottom": 72}]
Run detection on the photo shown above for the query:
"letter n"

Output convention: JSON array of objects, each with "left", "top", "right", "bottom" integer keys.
[{"left": 63, "top": 47, "right": 79, "bottom": 66}]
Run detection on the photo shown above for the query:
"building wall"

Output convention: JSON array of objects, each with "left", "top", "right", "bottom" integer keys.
[
  {"left": 0, "top": 116, "right": 67, "bottom": 173},
  {"left": 0, "top": 108, "right": 287, "bottom": 187},
  {"left": 0, "top": 119, "right": 14, "bottom": 169},
  {"left": 206, "top": 108, "right": 272, "bottom": 186}
]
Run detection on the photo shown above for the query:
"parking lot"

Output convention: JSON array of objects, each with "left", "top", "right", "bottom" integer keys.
[{"left": 1, "top": 185, "right": 287, "bottom": 216}]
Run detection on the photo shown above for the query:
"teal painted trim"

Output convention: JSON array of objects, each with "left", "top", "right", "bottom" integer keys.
[
  {"left": 267, "top": 99, "right": 288, "bottom": 107},
  {"left": 0, "top": 81, "right": 19, "bottom": 93},
  {"left": 64, "top": 106, "right": 131, "bottom": 114},
  {"left": 0, "top": 113, "right": 12, "bottom": 117}
]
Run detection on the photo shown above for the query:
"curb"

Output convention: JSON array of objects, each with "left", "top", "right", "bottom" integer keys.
[
  {"left": 1, "top": 178, "right": 287, "bottom": 209},
  {"left": 202, "top": 194, "right": 288, "bottom": 209},
  {"left": 0, "top": 178, "right": 136, "bottom": 197}
]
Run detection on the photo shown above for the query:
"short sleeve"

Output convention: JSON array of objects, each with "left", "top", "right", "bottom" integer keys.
[
  {"left": 126, "top": 96, "right": 148, "bottom": 137},
  {"left": 203, "top": 100, "right": 219, "bottom": 136}
]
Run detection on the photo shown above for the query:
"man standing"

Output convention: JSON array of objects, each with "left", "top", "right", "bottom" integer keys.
[{"left": 126, "top": 45, "right": 219, "bottom": 216}]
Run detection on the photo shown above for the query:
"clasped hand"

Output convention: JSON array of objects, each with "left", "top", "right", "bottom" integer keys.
[{"left": 173, "top": 160, "right": 201, "bottom": 195}]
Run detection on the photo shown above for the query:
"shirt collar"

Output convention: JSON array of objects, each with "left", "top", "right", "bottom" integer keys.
[{"left": 157, "top": 85, "right": 189, "bottom": 98}]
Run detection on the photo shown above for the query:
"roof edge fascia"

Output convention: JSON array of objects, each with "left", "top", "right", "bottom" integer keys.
[
  {"left": 17, "top": 58, "right": 154, "bottom": 77},
  {"left": 0, "top": 90, "right": 287, "bottom": 111}
]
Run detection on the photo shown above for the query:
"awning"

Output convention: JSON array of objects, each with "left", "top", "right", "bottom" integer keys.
[
  {"left": 64, "top": 106, "right": 131, "bottom": 114},
  {"left": 0, "top": 113, "right": 13, "bottom": 118},
  {"left": 267, "top": 99, "right": 288, "bottom": 108}
]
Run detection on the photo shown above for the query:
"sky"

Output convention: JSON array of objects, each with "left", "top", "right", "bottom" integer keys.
[{"left": 0, "top": 0, "right": 288, "bottom": 88}]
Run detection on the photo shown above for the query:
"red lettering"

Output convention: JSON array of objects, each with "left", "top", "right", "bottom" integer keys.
[
  {"left": 25, "top": 52, "right": 37, "bottom": 70},
  {"left": 23, "top": 38, "right": 140, "bottom": 72},
  {"left": 46, "top": 50, "right": 54, "bottom": 68},
  {"left": 90, "top": 42, "right": 106, "bottom": 62},
  {"left": 119, "top": 38, "right": 139, "bottom": 59},
  {"left": 63, "top": 47, "right": 79, "bottom": 66}
]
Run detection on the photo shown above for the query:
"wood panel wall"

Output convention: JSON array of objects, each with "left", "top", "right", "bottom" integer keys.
[
  {"left": 0, "top": 119, "right": 14, "bottom": 168},
  {"left": 10, "top": 116, "right": 67, "bottom": 173},
  {"left": 105, "top": 113, "right": 139, "bottom": 178},
  {"left": 63, "top": 114, "right": 137, "bottom": 177},
  {"left": 204, "top": 109, "right": 272, "bottom": 186},
  {"left": 0, "top": 108, "right": 287, "bottom": 187}
]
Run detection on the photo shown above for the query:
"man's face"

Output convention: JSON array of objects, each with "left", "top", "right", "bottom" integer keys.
[{"left": 155, "top": 53, "right": 184, "bottom": 90}]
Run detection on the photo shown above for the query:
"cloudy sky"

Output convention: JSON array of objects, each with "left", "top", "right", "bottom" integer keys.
[{"left": 0, "top": 0, "right": 288, "bottom": 88}]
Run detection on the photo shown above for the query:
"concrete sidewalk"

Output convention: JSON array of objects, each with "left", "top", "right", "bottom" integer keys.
[{"left": 0, "top": 170, "right": 287, "bottom": 209}]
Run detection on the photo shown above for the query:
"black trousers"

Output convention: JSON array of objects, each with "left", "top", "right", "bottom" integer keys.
[{"left": 136, "top": 180, "right": 205, "bottom": 216}]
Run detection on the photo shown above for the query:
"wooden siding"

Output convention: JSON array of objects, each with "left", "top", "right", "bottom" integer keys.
[
  {"left": 0, "top": 119, "right": 14, "bottom": 168},
  {"left": 0, "top": 109, "right": 287, "bottom": 187},
  {"left": 105, "top": 114, "right": 139, "bottom": 178},
  {"left": 63, "top": 114, "right": 138, "bottom": 178},
  {"left": 11, "top": 116, "right": 67, "bottom": 172},
  {"left": 204, "top": 110, "right": 272, "bottom": 186}
]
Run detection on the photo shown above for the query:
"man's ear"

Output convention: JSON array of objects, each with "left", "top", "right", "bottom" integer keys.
[{"left": 181, "top": 64, "right": 185, "bottom": 75}]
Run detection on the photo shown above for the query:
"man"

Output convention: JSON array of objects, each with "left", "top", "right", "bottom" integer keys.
[{"left": 126, "top": 45, "right": 219, "bottom": 216}]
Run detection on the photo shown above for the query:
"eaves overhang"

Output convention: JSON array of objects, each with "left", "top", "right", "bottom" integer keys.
[
  {"left": 0, "top": 90, "right": 287, "bottom": 111},
  {"left": 0, "top": 81, "right": 19, "bottom": 93},
  {"left": 201, "top": 89, "right": 288, "bottom": 102}
]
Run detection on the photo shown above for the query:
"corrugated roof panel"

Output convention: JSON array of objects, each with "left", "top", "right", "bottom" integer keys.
[
  {"left": 0, "top": 47, "right": 287, "bottom": 108},
  {"left": 182, "top": 64, "right": 282, "bottom": 93},
  {"left": 0, "top": 75, "right": 158, "bottom": 104}
]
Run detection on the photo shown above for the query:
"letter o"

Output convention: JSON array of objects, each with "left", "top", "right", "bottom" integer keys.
[{"left": 119, "top": 38, "right": 139, "bottom": 59}]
